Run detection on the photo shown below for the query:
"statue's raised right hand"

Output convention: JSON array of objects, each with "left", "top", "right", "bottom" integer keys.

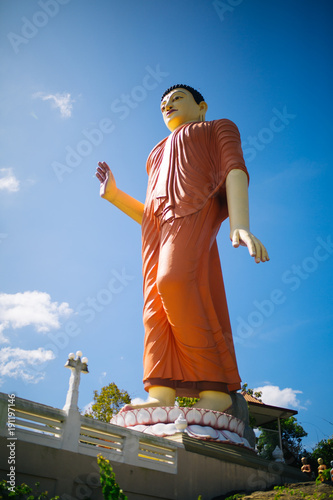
[{"left": 96, "top": 161, "right": 118, "bottom": 201}]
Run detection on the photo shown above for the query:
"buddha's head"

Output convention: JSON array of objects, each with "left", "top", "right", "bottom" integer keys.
[
  {"left": 318, "top": 458, "right": 324, "bottom": 465},
  {"left": 301, "top": 457, "right": 307, "bottom": 464},
  {"left": 160, "top": 84, "right": 208, "bottom": 132}
]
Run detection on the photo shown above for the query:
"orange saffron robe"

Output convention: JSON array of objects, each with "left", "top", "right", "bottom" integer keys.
[{"left": 141, "top": 119, "right": 248, "bottom": 397}]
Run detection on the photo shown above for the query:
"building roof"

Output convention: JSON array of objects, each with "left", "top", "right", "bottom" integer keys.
[
  {"left": 242, "top": 392, "right": 264, "bottom": 405},
  {"left": 241, "top": 391, "right": 298, "bottom": 427}
]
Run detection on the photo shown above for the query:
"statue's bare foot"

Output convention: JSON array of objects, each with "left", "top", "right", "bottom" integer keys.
[
  {"left": 118, "top": 403, "right": 134, "bottom": 413},
  {"left": 118, "top": 397, "right": 164, "bottom": 413},
  {"left": 118, "top": 386, "right": 176, "bottom": 414},
  {"left": 193, "top": 391, "right": 232, "bottom": 412}
]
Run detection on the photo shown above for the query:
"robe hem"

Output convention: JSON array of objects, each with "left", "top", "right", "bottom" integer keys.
[{"left": 143, "top": 378, "right": 241, "bottom": 397}]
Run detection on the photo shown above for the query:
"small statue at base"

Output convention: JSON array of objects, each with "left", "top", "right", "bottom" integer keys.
[
  {"left": 300, "top": 457, "right": 312, "bottom": 478},
  {"left": 317, "top": 457, "right": 327, "bottom": 477}
]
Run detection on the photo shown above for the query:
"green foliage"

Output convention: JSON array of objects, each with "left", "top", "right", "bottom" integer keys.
[
  {"left": 97, "top": 454, "right": 127, "bottom": 500},
  {"left": 257, "top": 416, "right": 307, "bottom": 466},
  {"left": 241, "top": 383, "right": 263, "bottom": 401},
  {"left": 84, "top": 382, "right": 131, "bottom": 422},
  {"left": 224, "top": 494, "right": 245, "bottom": 500},
  {"left": 175, "top": 396, "right": 199, "bottom": 408},
  {"left": 0, "top": 479, "right": 59, "bottom": 499},
  {"left": 309, "top": 436, "right": 333, "bottom": 470},
  {"left": 315, "top": 468, "right": 331, "bottom": 484},
  {"left": 257, "top": 423, "right": 297, "bottom": 464},
  {"left": 273, "top": 485, "right": 284, "bottom": 500},
  {"left": 273, "top": 484, "right": 333, "bottom": 499}
]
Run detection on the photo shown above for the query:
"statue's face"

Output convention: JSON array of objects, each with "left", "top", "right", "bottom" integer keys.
[{"left": 160, "top": 88, "right": 207, "bottom": 131}]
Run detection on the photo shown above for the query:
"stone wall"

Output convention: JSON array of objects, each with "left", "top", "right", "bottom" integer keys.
[{"left": 0, "top": 392, "right": 307, "bottom": 499}]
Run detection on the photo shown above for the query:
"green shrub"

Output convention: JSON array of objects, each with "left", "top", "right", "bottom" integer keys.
[
  {"left": 316, "top": 468, "right": 331, "bottom": 484},
  {"left": 0, "top": 479, "right": 59, "bottom": 499},
  {"left": 97, "top": 454, "right": 127, "bottom": 500}
]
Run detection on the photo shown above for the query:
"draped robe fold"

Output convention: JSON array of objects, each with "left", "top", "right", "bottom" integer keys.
[{"left": 141, "top": 119, "right": 248, "bottom": 397}]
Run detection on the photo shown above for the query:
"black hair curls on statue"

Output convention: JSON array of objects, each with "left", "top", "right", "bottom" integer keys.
[{"left": 161, "top": 84, "right": 205, "bottom": 105}]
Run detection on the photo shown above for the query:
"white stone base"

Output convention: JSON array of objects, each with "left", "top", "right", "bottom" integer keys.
[{"left": 110, "top": 406, "right": 254, "bottom": 449}]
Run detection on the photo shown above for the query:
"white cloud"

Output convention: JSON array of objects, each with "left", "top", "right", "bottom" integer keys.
[
  {"left": 0, "top": 346, "right": 55, "bottom": 384},
  {"left": 33, "top": 92, "right": 74, "bottom": 118},
  {"left": 82, "top": 401, "right": 93, "bottom": 415},
  {"left": 0, "top": 324, "right": 9, "bottom": 344},
  {"left": 131, "top": 397, "right": 146, "bottom": 405},
  {"left": 0, "top": 168, "right": 20, "bottom": 192},
  {"left": 0, "top": 291, "right": 73, "bottom": 340},
  {"left": 253, "top": 385, "right": 306, "bottom": 410}
]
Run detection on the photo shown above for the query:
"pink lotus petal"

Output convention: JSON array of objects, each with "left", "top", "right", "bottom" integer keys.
[
  {"left": 142, "top": 426, "right": 155, "bottom": 434},
  {"left": 164, "top": 423, "right": 178, "bottom": 435},
  {"left": 131, "top": 424, "right": 147, "bottom": 432},
  {"left": 217, "top": 413, "right": 231, "bottom": 429},
  {"left": 202, "top": 411, "right": 217, "bottom": 427},
  {"left": 169, "top": 407, "right": 182, "bottom": 422},
  {"left": 151, "top": 407, "right": 168, "bottom": 423},
  {"left": 186, "top": 408, "right": 203, "bottom": 425},
  {"left": 221, "top": 430, "right": 243, "bottom": 443},
  {"left": 236, "top": 419, "right": 245, "bottom": 436},
  {"left": 241, "top": 437, "right": 251, "bottom": 447},
  {"left": 186, "top": 425, "right": 219, "bottom": 439},
  {"left": 124, "top": 411, "right": 137, "bottom": 426},
  {"left": 228, "top": 417, "right": 239, "bottom": 433},
  {"left": 151, "top": 423, "right": 168, "bottom": 437},
  {"left": 136, "top": 408, "right": 152, "bottom": 425},
  {"left": 217, "top": 430, "right": 229, "bottom": 441}
]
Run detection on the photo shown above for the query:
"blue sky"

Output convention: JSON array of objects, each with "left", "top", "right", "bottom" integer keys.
[{"left": 0, "top": 0, "right": 332, "bottom": 452}]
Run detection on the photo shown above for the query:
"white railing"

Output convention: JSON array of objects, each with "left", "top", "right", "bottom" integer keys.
[
  {"left": 79, "top": 423, "right": 125, "bottom": 453},
  {"left": 138, "top": 440, "right": 177, "bottom": 466},
  {"left": 0, "top": 392, "right": 178, "bottom": 474}
]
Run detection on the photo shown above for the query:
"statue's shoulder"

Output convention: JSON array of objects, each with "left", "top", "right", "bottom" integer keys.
[
  {"left": 210, "top": 118, "right": 239, "bottom": 129},
  {"left": 208, "top": 119, "right": 242, "bottom": 140}
]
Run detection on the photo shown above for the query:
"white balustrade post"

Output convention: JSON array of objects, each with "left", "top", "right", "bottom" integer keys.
[{"left": 61, "top": 351, "right": 89, "bottom": 452}]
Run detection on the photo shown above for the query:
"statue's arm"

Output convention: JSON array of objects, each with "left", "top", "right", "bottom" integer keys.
[
  {"left": 226, "top": 169, "right": 269, "bottom": 263},
  {"left": 96, "top": 161, "right": 144, "bottom": 225}
]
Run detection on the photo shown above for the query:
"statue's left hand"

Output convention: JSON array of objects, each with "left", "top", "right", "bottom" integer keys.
[{"left": 231, "top": 229, "right": 269, "bottom": 263}]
